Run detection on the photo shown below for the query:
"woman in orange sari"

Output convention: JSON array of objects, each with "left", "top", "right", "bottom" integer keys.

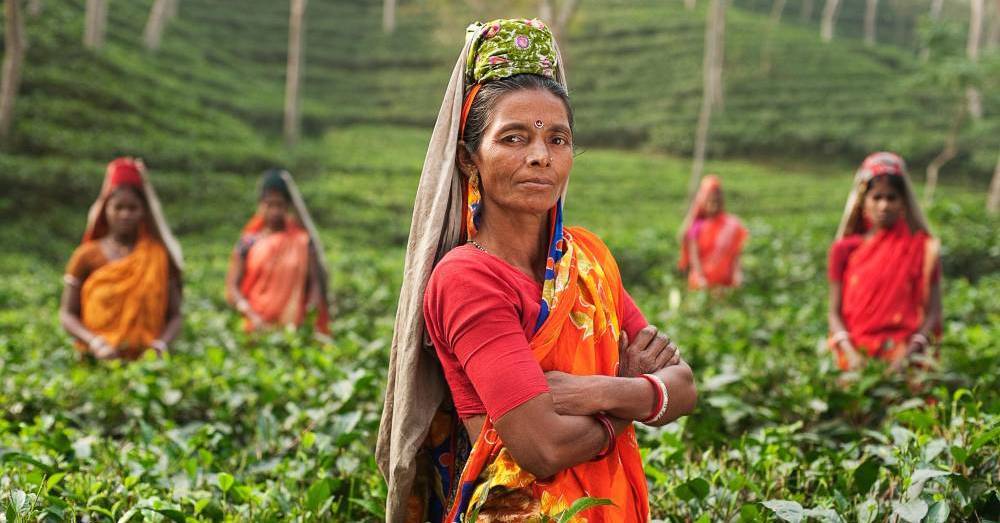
[
  {"left": 828, "top": 152, "right": 942, "bottom": 372},
  {"left": 678, "top": 175, "right": 748, "bottom": 289},
  {"left": 225, "top": 169, "right": 331, "bottom": 336},
  {"left": 377, "top": 20, "right": 697, "bottom": 522},
  {"left": 59, "top": 158, "right": 184, "bottom": 360}
]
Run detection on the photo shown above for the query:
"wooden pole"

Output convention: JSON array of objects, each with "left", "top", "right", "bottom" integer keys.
[
  {"left": 284, "top": 0, "right": 308, "bottom": 146},
  {"left": 0, "top": 0, "right": 26, "bottom": 140}
]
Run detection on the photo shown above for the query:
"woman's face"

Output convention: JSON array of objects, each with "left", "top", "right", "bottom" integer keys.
[
  {"left": 863, "top": 176, "right": 905, "bottom": 230},
  {"left": 703, "top": 190, "right": 722, "bottom": 217},
  {"left": 259, "top": 190, "right": 289, "bottom": 230},
  {"left": 464, "top": 88, "right": 573, "bottom": 219},
  {"left": 105, "top": 188, "right": 145, "bottom": 236}
]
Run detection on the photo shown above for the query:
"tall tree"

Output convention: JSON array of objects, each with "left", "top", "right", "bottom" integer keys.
[
  {"left": 924, "top": 105, "right": 964, "bottom": 207},
  {"left": 383, "top": 0, "right": 396, "bottom": 34},
  {"left": 864, "top": 0, "right": 878, "bottom": 46},
  {"left": 686, "top": 0, "right": 697, "bottom": 10},
  {"left": 689, "top": 0, "right": 726, "bottom": 199},
  {"left": 143, "top": 0, "right": 173, "bottom": 50},
  {"left": 165, "top": 0, "right": 178, "bottom": 20},
  {"left": 801, "top": 0, "right": 815, "bottom": 21},
  {"left": 988, "top": 147, "right": 1000, "bottom": 214},
  {"left": 27, "top": 0, "right": 41, "bottom": 17},
  {"left": 1, "top": 0, "right": 26, "bottom": 141},
  {"left": 920, "top": 0, "right": 946, "bottom": 61},
  {"left": 988, "top": 0, "right": 1000, "bottom": 50},
  {"left": 967, "top": 0, "right": 984, "bottom": 120},
  {"left": 84, "top": 0, "right": 108, "bottom": 49},
  {"left": 820, "top": 0, "right": 841, "bottom": 42},
  {"left": 761, "top": 0, "right": 786, "bottom": 73},
  {"left": 284, "top": 0, "right": 307, "bottom": 146}
]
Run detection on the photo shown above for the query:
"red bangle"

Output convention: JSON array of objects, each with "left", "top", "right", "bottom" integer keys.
[
  {"left": 639, "top": 374, "right": 664, "bottom": 423},
  {"left": 591, "top": 414, "right": 616, "bottom": 461}
]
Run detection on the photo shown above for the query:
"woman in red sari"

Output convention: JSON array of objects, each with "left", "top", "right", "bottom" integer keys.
[
  {"left": 678, "top": 175, "right": 748, "bottom": 289},
  {"left": 377, "top": 19, "right": 697, "bottom": 522},
  {"left": 827, "top": 152, "right": 942, "bottom": 372},
  {"left": 225, "top": 169, "right": 331, "bottom": 336}
]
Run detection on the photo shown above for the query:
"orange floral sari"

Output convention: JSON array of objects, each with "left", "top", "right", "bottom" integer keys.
[{"left": 444, "top": 227, "right": 648, "bottom": 522}]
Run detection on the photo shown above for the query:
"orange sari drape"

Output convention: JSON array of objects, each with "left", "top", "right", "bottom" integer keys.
[
  {"left": 236, "top": 216, "right": 312, "bottom": 331},
  {"left": 679, "top": 213, "right": 748, "bottom": 289},
  {"left": 445, "top": 227, "right": 648, "bottom": 522},
  {"left": 80, "top": 232, "right": 170, "bottom": 360}
]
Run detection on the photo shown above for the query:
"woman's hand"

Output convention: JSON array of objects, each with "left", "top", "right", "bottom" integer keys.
[
  {"left": 838, "top": 340, "right": 864, "bottom": 371},
  {"left": 618, "top": 326, "right": 681, "bottom": 378},
  {"left": 247, "top": 311, "right": 266, "bottom": 331},
  {"left": 89, "top": 336, "right": 117, "bottom": 360},
  {"left": 693, "top": 272, "right": 708, "bottom": 289},
  {"left": 545, "top": 371, "right": 601, "bottom": 416}
]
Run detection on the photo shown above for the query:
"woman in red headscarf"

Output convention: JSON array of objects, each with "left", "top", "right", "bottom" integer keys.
[
  {"left": 224, "top": 169, "right": 331, "bottom": 336},
  {"left": 828, "top": 152, "right": 942, "bottom": 372},
  {"left": 59, "top": 158, "right": 184, "bottom": 361},
  {"left": 678, "top": 175, "right": 748, "bottom": 289}
]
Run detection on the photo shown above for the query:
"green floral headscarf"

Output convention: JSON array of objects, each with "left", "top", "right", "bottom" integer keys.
[{"left": 464, "top": 18, "right": 559, "bottom": 85}]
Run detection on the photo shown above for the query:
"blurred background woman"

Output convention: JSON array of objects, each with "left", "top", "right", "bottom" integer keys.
[
  {"left": 678, "top": 174, "right": 748, "bottom": 290},
  {"left": 225, "top": 169, "right": 331, "bottom": 337},
  {"left": 828, "top": 152, "right": 942, "bottom": 372},
  {"left": 60, "top": 157, "right": 184, "bottom": 360}
]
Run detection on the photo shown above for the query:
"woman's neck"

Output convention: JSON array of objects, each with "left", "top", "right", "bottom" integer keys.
[
  {"left": 475, "top": 207, "right": 551, "bottom": 283},
  {"left": 110, "top": 230, "right": 138, "bottom": 246}
]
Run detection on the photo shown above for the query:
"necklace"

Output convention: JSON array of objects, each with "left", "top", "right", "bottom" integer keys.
[{"left": 467, "top": 239, "right": 488, "bottom": 253}]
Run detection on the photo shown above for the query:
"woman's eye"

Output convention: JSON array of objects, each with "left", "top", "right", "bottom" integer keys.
[
  {"left": 552, "top": 136, "right": 569, "bottom": 145},
  {"left": 502, "top": 135, "right": 523, "bottom": 143}
]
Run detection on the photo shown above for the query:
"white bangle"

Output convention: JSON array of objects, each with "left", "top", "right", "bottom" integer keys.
[
  {"left": 236, "top": 299, "right": 250, "bottom": 314},
  {"left": 831, "top": 330, "right": 850, "bottom": 345},
  {"left": 88, "top": 336, "right": 104, "bottom": 351},
  {"left": 642, "top": 373, "right": 670, "bottom": 425}
]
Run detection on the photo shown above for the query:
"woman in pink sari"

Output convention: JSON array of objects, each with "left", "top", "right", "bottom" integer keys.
[{"left": 678, "top": 175, "right": 748, "bottom": 289}]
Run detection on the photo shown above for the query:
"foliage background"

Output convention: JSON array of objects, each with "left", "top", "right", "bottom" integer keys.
[{"left": 1, "top": 0, "right": 998, "bottom": 521}]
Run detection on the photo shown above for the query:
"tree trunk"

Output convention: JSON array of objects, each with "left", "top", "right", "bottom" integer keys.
[
  {"left": 987, "top": 0, "right": 1000, "bottom": 50},
  {"left": 820, "top": 0, "right": 841, "bottom": 42},
  {"left": 382, "top": 0, "right": 396, "bottom": 34},
  {"left": 864, "top": 0, "right": 878, "bottom": 46},
  {"left": 801, "top": 0, "right": 814, "bottom": 21},
  {"left": 711, "top": 0, "right": 726, "bottom": 111},
  {"left": 987, "top": 146, "right": 1000, "bottom": 214},
  {"left": 27, "top": 0, "right": 42, "bottom": 17},
  {"left": 690, "top": 0, "right": 725, "bottom": 199},
  {"left": 685, "top": 0, "right": 696, "bottom": 10},
  {"left": 143, "top": 0, "right": 172, "bottom": 51},
  {"left": 1, "top": 0, "right": 26, "bottom": 141},
  {"left": 967, "top": 0, "right": 984, "bottom": 120},
  {"left": 84, "top": 0, "right": 108, "bottom": 49},
  {"left": 924, "top": 105, "right": 965, "bottom": 208},
  {"left": 539, "top": 0, "right": 553, "bottom": 23},
  {"left": 165, "top": 0, "right": 178, "bottom": 20},
  {"left": 761, "top": 0, "right": 786, "bottom": 73},
  {"left": 929, "top": 0, "right": 944, "bottom": 20},
  {"left": 284, "top": 0, "right": 307, "bottom": 147}
]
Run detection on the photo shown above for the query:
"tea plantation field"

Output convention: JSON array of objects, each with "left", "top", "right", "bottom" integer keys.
[{"left": 2, "top": 126, "right": 998, "bottom": 521}]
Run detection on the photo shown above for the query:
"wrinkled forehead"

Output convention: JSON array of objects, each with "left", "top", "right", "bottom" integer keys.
[{"left": 488, "top": 89, "right": 570, "bottom": 129}]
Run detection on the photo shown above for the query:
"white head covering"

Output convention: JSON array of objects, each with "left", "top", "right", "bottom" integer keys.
[{"left": 375, "top": 24, "right": 568, "bottom": 522}]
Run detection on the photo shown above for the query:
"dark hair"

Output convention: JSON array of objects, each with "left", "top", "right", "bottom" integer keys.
[
  {"left": 108, "top": 185, "right": 146, "bottom": 206},
  {"left": 461, "top": 73, "right": 573, "bottom": 154},
  {"left": 260, "top": 168, "right": 291, "bottom": 202},
  {"left": 865, "top": 174, "right": 906, "bottom": 196}
]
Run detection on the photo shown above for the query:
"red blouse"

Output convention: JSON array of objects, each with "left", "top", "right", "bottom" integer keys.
[{"left": 424, "top": 244, "right": 648, "bottom": 421}]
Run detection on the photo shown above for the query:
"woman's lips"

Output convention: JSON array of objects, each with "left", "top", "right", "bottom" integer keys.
[{"left": 517, "top": 178, "right": 554, "bottom": 189}]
